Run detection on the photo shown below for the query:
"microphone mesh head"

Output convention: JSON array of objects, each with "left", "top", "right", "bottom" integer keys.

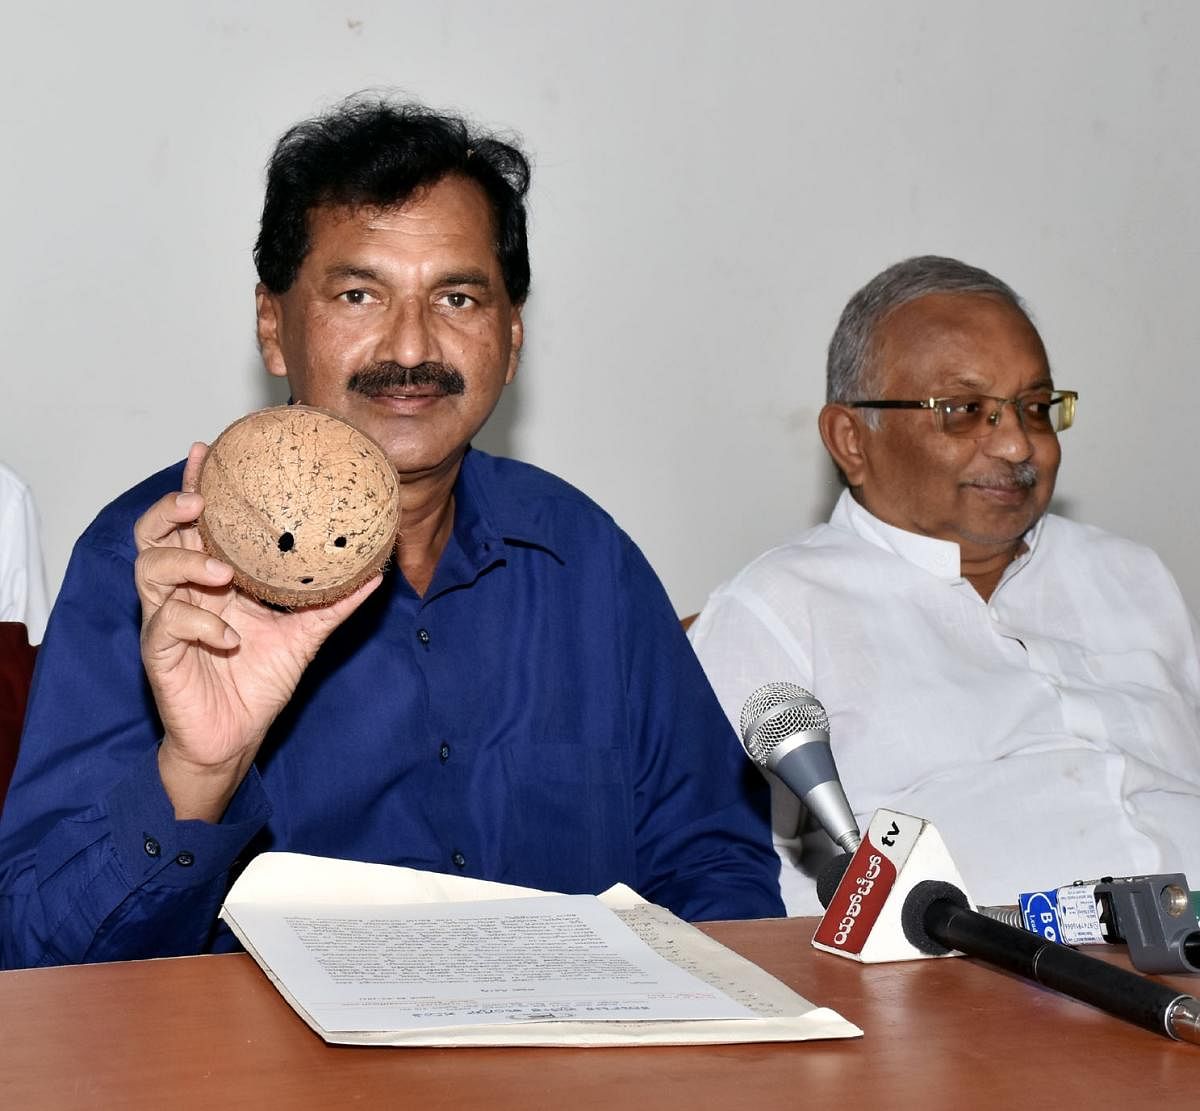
[{"left": 739, "top": 682, "right": 829, "bottom": 766}]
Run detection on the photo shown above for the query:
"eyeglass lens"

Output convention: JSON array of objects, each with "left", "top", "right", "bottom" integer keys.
[{"left": 936, "top": 394, "right": 1072, "bottom": 437}]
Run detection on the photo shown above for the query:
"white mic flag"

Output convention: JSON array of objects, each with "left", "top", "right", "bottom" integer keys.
[{"left": 812, "top": 808, "right": 973, "bottom": 963}]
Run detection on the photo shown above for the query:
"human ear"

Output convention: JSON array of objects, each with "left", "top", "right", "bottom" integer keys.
[
  {"left": 819, "top": 404, "right": 869, "bottom": 488},
  {"left": 504, "top": 305, "right": 524, "bottom": 384},
  {"left": 255, "top": 284, "right": 289, "bottom": 380}
]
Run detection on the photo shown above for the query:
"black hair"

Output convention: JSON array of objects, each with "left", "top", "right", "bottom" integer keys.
[{"left": 254, "top": 95, "right": 531, "bottom": 303}]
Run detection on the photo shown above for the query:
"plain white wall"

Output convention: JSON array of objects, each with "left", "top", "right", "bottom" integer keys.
[{"left": 2, "top": 1, "right": 1197, "bottom": 618}]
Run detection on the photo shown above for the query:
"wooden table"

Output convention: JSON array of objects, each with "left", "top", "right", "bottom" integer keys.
[{"left": 2, "top": 917, "right": 1196, "bottom": 1109}]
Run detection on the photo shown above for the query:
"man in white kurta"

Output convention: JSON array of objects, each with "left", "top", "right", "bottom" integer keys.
[
  {"left": 690, "top": 255, "right": 1200, "bottom": 915},
  {"left": 0, "top": 462, "right": 50, "bottom": 644},
  {"left": 691, "top": 489, "right": 1200, "bottom": 914}
]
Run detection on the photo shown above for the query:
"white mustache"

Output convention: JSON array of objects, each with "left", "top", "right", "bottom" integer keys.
[{"left": 965, "top": 462, "right": 1039, "bottom": 490}]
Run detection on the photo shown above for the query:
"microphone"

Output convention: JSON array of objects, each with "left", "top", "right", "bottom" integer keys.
[
  {"left": 813, "top": 808, "right": 1200, "bottom": 1043},
  {"left": 902, "top": 880, "right": 1200, "bottom": 1044},
  {"left": 739, "top": 683, "right": 860, "bottom": 855},
  {"left": 989, "top": 874, "right": 1200, "bottom": 975}
]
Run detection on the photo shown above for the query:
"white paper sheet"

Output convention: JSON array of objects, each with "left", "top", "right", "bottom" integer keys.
[
  {"left": 229, "top": 893, "right": 754, "bottom": 1032},
  {"left": 219, "top": 853, "right": 862, "bottom": 1047}
]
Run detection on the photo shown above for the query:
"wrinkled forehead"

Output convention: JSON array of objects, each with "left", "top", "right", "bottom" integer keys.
[{"left": 872, "top": 292, "right": 1051, "bottom": 394}]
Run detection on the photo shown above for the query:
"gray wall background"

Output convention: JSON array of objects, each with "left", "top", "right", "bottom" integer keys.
[{"left": 3, "top": 2, "right": 1197, "bottom": 617}]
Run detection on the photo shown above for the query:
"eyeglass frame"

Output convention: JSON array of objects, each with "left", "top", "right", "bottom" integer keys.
[{"left": 845, "top": 389, "right": 1078, "bottom": 438}]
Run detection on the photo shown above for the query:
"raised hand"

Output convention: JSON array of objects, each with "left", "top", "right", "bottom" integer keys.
[{"left": 135, "top": 442, "right": 382, "bottom": 821}]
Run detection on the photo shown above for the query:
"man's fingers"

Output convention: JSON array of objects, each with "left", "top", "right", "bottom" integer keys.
[
  {"left": 133, "top": 490, "right": 206, "bottom": 552},
  {"left": 142, "top": 597, "right": 241, "bottom": 661},
  {"left": 181, "top": 442, "right": 209, "bottom": 495},
  {"left": 282, "top": 574, "right": 383, "bottom": 656},
  {"left": 133, "top": 444, "right": 210, "bottom": 552},
  {"left": 136, "top": 547, "right": 233, "bottom": 610},
  {"left": 307, "top": 574, "right": 384, "bottom": 630}
]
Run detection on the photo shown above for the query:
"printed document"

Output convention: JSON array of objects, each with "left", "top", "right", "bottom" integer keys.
[{"left": 219, "top": 852, "right": 861, "bottom": 1047}]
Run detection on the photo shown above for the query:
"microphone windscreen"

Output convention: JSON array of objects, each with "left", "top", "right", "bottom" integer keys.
[
  {"left": 901, "top": 880, "right": 970, "bottom": 956},
  {"left": 816, "top": 852, "right": 854, "bottom": 910},
  {"left": 739, "top": 682, "right": 828, "bottom": 767}
]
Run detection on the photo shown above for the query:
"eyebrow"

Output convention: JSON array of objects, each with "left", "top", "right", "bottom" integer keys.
[
  {"left": 438, "top": 269, "right": 493, "bottom": 289},
  {"left": 324, "top": 264, "right": 383, "bottom": 283}
]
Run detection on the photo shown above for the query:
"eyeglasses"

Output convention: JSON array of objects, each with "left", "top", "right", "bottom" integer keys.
[{"left": 847, "top": 390, "right": 1078, "bottom": 439}]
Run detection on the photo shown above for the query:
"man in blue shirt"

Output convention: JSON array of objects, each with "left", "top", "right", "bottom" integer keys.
[{"left": 0, "top": 97, "right": 781, "bottom": 968}]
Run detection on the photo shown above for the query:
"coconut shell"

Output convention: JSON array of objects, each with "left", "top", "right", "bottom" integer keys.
[{"left": 196, "top": 405, "right": 400, "bottom": 607}]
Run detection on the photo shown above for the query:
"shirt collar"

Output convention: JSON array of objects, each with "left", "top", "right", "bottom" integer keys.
[
  {"left": 447, "top": 447, "right": 565, "bottom": 565},
  {"left": 830, "top": 488, "right": 1045, "bottom": 583}
]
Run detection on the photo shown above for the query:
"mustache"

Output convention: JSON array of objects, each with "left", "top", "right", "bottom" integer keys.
[
  {"left": 965, "top": 461, "right": 1039, "bottom": 490},
  {"left": 347, "top": 362, "right": 466, "bottom": 397}
]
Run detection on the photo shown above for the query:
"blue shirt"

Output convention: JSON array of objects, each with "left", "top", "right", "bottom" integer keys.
[{"left": 0, "top": 448, "right": 782, "bottom": 967}]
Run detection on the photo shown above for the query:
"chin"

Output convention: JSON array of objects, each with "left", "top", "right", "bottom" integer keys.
[
  {"left": 381, "top": 442, "right": 466, "bottom": 479},
  {"left": 958, "top": 515, "right": 1045, "bottom": 549}
]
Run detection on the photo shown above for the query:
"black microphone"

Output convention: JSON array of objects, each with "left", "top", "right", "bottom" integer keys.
[
  {"left": 739, "top": 683, "right": 860, "bottom": 855},
  {"left": 902, "top": 879, "right": 1200, "bottom": 1044},
  {"left": 811, "top": 807, "right": 1200, "bottom": 1041}
]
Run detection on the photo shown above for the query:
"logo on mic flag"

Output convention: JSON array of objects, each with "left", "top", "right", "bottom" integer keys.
[{"left": 813, "top": 817, "right": 907, "bottom": 953}]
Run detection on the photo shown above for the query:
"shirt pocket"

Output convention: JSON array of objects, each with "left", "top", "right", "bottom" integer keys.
[
  {"left": 1084, "top": 648, "right": 1189, "bottom": 695},
  {"left": 499, "top": 740, "right": 630, "bottom": 891}
]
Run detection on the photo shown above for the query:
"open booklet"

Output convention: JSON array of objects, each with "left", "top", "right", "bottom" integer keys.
[{"left": 218, "top": 852, "right": 861, "bottom": 1047}]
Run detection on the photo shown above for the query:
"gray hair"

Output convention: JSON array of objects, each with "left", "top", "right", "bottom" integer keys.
[{"left": 826, "top": 256, "right": 1034, "bottom": 413}]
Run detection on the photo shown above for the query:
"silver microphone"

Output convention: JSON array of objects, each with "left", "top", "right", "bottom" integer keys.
[{"left": 739, "top": 682, "right": 861, "bottom": 855}]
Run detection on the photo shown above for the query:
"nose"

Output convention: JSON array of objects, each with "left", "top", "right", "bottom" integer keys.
[
  {"left": 378, "top": 297, "right": 437, "bottom": 367},
  {"left": 981, "top": 399, "right": 1035, "bottom": 462}
]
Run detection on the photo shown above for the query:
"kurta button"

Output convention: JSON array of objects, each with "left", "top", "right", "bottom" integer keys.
[
  {"left": 176, "top": 851, "right": 195, "bottom": 867},
  {"left": 439, "top": 742, "right": 451, "bottom": 763},
  {"left": 451, "top": 851, "right": 467, "bottom": 869},
  {"left": 417, "top": 628, "right": 431, "bottom": 646},
  {"left": 143, "top": 837, "right": 161, "bottom": 858}
]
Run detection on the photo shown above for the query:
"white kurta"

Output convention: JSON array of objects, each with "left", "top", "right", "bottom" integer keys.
[
  {"left": 691, "top": 490, "right": 1200, "bottom": 915},
  {"left": 0, "top": 462, "right": 50, "bottom": 643}
]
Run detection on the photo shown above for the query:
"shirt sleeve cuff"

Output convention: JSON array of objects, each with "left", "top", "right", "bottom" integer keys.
[{"left": 106, "top": 745, "right": 272, "bottom": 889}]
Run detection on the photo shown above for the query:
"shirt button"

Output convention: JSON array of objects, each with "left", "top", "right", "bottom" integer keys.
[
  {"left": 176, "top": 851, "right": 195, "bottom": 867},
  {"left": 416, "top": 628, "right": 431, "bottom": 645},
  {"left": 439, "top": 742, "right": 451, "bottom": 763},
  {"left": 143, "top": 837, "right": 161, "bottom": 858},
  {"left": 451, "top": 850, "right": 467, "bottom": 869}
]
